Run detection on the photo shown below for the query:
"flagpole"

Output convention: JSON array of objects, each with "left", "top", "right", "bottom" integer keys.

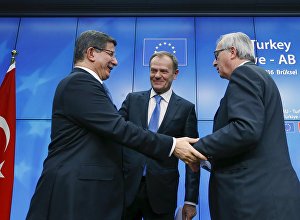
[{"left": 10, "top": 50, "right": 18, "bottom": 65}]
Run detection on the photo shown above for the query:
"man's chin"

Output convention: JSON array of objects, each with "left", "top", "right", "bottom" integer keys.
[
  {"left": 153, "top": 87, "right": 168, "bottom": 94},
  {"left": 104, "top": 71, "right": 111, "bottom": 80}
]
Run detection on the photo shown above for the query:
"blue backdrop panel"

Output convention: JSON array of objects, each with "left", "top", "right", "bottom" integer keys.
[
  {"left": 0, "top": 18, "right": 19, "bottom": 84},
  {"left": 11, "top": 120, "right": 51, "bottom": 220},
  {"left": 254, "top": 17, "right": 300, "bottom": 121},
  {"left": 195, "top": 17, "right": 255, "bottom": 120},
  {"left": 177, "top": 160, "right": 192, "bottom": 216},
  {"left": 3, "top": 16, "right": 299, "bottom": 220},
  {"left": 77, "top": 17, "right": 136, "bottom": 109},
  {"left": 16, "top": 17, "right": 77, "bottom": 119},
  {"left": 285, "top": 121, "right": 300, "bottom": 178},
  {"left": 134, "top": 17, "right": 196, "bottom": 104},
  {"left": 198, "top": 121, "right": 213, "bottom": 220},
  {"left": 177, "top": 121, "right": 213, "bottom": 220}
]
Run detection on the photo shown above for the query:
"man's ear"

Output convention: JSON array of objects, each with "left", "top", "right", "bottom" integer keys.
[
  {"left": 173, "top": 69, "right": 179, "bottom": 80},
  {"left": 230, "top": 46, "right": 238, "bottom": 58},
  {"left": 86, "top": 47, "right": 96, "bottom": 62}
]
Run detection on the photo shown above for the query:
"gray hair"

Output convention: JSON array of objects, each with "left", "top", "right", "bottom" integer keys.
[
  {"left": 149, "top": 51, "right": 178, "bottom": 70},
  {"left": 217, "top": 32, "right": 255, "bottom": 63},
  {"left": 74, "top": 30, "right": 117, "bottom": 64}
]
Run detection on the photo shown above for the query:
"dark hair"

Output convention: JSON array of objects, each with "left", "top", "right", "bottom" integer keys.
[
  {"left": 149, "top": 51, "right": 178, "bottom": 70},
  {"left": 73, "top": 30, "right": 117, "bottom": 64}
]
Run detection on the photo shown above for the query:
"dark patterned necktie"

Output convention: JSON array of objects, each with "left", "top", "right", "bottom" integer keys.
[{"left": 102, "top": 83, "right": 113, "bottom": 102}]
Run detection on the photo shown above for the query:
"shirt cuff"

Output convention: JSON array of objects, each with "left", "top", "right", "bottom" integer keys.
[
  {"left": 169, "top": 137, "right": 176, "bottom": 157},
  {"left": 184, "top": 201, "right": 197, "bottom": 206}
]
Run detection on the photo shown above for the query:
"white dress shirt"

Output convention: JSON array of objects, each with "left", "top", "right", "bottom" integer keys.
[{"left": 148, "top": 88, "right": 172, "bottom": 127}]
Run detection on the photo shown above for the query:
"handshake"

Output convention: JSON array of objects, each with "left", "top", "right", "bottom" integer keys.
[{"left": 174, "top": 137, "right": 207, "bottom": 172}]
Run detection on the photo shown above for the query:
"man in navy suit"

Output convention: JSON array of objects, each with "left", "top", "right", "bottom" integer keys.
[
  {"left": 26, "top": 30, "right": 206, "bottom": 220},
  {"left": 194, "top": 32, "right": 300, "bottom": 220},
  {"left": 119, "top": 51, "right": 200, "bottom": 220}
]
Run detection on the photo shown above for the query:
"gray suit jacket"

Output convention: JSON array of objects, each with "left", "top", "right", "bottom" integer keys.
[{"left": 119, "top": 90, "right": 200, "bottom": 214}]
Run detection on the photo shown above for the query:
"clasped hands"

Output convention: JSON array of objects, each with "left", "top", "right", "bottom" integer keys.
[{"left": 173, "top": 137, "right": 206, "bottom": 172}]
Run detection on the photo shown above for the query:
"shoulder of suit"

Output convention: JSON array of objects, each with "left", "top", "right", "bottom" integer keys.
[
  {"left": 69, "top": 68, "right": 91, "bottom": 78},
  {"left": 172, "top": 92, "right": 195, "bottom": 106},
  {"left": 232, "top": 62, "right": 269, "bottom": 84},
  {"left": 62, "top": 69, "right": 98, "bottom": 86},
  {"left": 237, "top": 61, "right": 266, "bottom": 73},
  {"left": 128, "top": 90, "right": 149, "bottom": 97}
]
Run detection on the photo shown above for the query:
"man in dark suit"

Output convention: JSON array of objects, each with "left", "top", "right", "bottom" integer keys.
[
  {"left": 26, "top": 30, "right": 206, "bottom": 220},
  {"left": 194, "top": 32, "right": 300, "bottom": 220},
  {"left": 119, "top": 51, "right": 200, "bottom": 220}
]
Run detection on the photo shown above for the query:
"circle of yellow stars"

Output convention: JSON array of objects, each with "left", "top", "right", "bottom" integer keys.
[{"left": 154, "top": 42, "right": 176, "bottom": 54}]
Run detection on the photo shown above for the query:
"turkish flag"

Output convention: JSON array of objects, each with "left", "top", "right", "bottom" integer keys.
[{"left": 0, "top": 61, "right": 16, "bottom": 220}]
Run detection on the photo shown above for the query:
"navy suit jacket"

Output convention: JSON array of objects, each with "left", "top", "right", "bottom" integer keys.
[
  {"left": 119, "top": 90, "right": 200, "bottom": 214},
  {"left": 194, "top": 62, "right": 300, "bottom": 220},
  {"left": 26, "top": 68, "right": 173, "bottom": 220}
]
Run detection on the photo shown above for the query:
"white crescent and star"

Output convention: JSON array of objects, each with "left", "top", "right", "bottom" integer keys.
[
  {"left": 0, "top": 161, "right": 4, "bottom": 178},
  {"left": 0, "top": 115, "right": 11, "bottom": 178}
]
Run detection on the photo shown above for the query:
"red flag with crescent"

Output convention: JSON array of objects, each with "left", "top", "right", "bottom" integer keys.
[{"left": 0, "top": 61, "right": 16, "bottom": 220}]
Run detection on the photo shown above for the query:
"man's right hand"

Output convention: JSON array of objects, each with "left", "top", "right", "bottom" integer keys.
[{"left": 174, "top": 137, "right": 207, "bottom": 172}]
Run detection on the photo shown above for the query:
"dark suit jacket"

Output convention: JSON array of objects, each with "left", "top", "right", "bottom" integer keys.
[
  {"left": 119, "top": 90, "right": 200, "bottom": 214},
  {"left": 26, "top": 68, "right": 173, "bottom": 220},
  {"left": 194, "top": 62, "right": 300, "bottom": 220}
]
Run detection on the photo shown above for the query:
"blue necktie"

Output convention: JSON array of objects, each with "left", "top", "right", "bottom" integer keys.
[
  {"left": 148, "top": 95, "right": 162, "bottom": 132},
  {"left": 102, "top": 83, "right": 113, "bottom": 102},
  {"left": 143, "top": 95, "right": 162, "bottom": 176}
]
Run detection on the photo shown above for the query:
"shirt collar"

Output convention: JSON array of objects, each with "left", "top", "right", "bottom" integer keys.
[
  {"left": 74, "top": 66, "right": 103, "bottom": 84},
  {"left": 150, "top": 88, "right": 172, "bottom": 103},
  {"left": 238, "top": 61, "right": 250, "bottom": 67}
]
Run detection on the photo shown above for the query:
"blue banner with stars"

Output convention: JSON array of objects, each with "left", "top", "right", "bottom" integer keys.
[{"left": 143, "top": 38, "right": 187, "bottom": 66}]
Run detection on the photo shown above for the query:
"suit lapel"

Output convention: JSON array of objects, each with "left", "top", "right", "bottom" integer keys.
[
  {"left": 141, "top": 90, "right": 151, "bottom": 129},
  {"left": 158, "top": 92, "right": 179, "bottom": 132}
]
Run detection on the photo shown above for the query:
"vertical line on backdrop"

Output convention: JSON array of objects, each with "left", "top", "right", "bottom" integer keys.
[
  {"left": 193, "top": 17, "right": 199, "bottom": 120},
  {"left": 132, "top": 17, "right": 138, "bottom": 93},
  {"left": 71, "top": 18, "right": 80, "bottom": 71},
  {"left": 252, "top": 17, "right": 258, "bottom": 62}
]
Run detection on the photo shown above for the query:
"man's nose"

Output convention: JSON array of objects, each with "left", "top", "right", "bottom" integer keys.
[
  {"left": 154, "top": 71, "right": 162, "bottom": 78},
  {"left": 112, "top": 57, "right": 118, "bottom": 66},
  {"left": 213, "top": 59, "right": 217, "bottom": 67}
]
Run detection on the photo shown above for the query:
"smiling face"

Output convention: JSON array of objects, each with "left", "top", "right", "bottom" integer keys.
[
  {"left": 150, "top": 55, "right": 178, "bottom": 94},
  {"left": 93, "top": 42, "right": 118, "bottom": 80}
]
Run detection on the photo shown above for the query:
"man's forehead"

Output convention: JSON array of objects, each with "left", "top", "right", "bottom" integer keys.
[{"left": 216, "top": 42, "right": 223, "bottom": 49}]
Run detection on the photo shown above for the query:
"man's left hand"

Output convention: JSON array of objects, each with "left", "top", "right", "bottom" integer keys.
[{"left": 182, "top": 204, "right": 197, "bottom": 220}]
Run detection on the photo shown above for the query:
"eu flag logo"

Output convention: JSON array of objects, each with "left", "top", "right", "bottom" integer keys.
[
  {"left": 285, "top": 122, "right": 295, "bottom": 132},
  {"left": 143, "top": 38, "right": 187, "bottom": 66}
]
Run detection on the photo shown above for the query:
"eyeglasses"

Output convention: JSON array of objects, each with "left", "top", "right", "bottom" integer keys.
[
  {"left": 93, "top": 46, "right": 116, "bottom": 58},
  {"left": 213, "top": 48, "right": 228, "bottom": 60}
]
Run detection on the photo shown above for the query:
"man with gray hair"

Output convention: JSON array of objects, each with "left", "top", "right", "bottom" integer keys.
[{"left": 194, "top": 32, "right": 300, "bottom": 220}]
